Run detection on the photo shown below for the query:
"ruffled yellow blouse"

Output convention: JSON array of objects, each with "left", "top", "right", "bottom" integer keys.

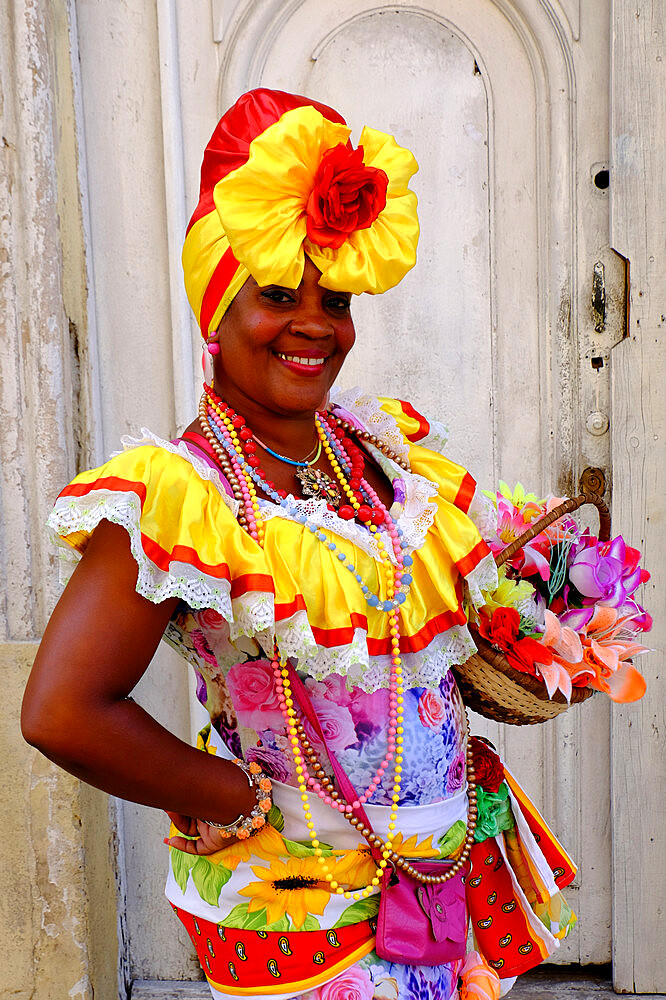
[{"left": 48, "top": 390, "right": 496, "bottom": 687}]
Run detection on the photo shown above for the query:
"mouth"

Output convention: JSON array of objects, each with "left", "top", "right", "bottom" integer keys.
[{"left": 274, "top": 352, "right": 328, "bottom": 376}]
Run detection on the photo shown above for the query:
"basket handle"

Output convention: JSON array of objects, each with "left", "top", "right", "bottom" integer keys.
[{"left": 495, "top": 492, "right": 611, "bottom": 568}]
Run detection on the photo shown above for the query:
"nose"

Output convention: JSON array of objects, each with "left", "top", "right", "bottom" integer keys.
[{"left": 288, "top": 298, "right": 334, "bottom": 339}]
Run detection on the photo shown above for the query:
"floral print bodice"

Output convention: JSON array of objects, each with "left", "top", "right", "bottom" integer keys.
[{"left": 165, "top": 605, "right": 468, "bottom": 806}]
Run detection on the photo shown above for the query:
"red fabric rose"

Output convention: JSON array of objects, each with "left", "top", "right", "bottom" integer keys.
[
  {"left": 478, "top": 607, "right": 521, "bottom": 650},
  {"left": 470, "top": 737, "right": 505, "bottom": 793},
  {"left": 503, "top": 636, "right": 552, "bottom": 676},
  {"left": 478, "top": 607, "right": 552, "bottom": 676},
  {"left": 306, "top": 143, "right": 388, "bottom": 249}
]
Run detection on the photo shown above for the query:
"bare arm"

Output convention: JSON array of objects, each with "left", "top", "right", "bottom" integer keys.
[{"left": 21, "top": 520, "right": 255, "bottom": 851}]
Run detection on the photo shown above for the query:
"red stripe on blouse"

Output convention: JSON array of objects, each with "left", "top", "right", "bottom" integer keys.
[
  {"left": 454, "top": 471, "right": 477, "bottom": 514},
  {"left": 455, "top": 538, "right": 491, "bottom": 578},
  {"left": 397, "top": 398, "right": 430, "bottom": 442}
]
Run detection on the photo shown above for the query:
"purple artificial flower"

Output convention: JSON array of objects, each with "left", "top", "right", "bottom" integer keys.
[{"left": 569, "top": 535, "right": 644, "bottom": 607}]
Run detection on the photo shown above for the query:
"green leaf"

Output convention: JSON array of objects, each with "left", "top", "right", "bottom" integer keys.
[
  {"left": 170, "top": 849, "right": 198, "bottom": 894},
  {"left": 263, "top": 914, "right": 291, "bottom": 932},
  {"left": 221, "top": 902, "right": 271, "bottom": 930},
  {"left": 437, "top": 820, "right": 466, "bottom": 858},
  {"left": 221, "top": 902, "right": 255, "bottom": 928},
  {"left": 190, "top": 858, "right": 233, "bottom": 906},
  {"left": 300, "top": 914, "right": 321, "bottom": 931},
  {"left": 332, "top": 896, "right": 380, "bottom": 928},
  {"left": 282, "top": 837, "right": 334, "bottom": 859},
  {"left": 267, "top": 804, "right": 285, "bottom": 832}
]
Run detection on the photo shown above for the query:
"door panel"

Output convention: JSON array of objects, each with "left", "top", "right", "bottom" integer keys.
[{"left": 83, "top": 0, "right": 619, "bottom": 977}]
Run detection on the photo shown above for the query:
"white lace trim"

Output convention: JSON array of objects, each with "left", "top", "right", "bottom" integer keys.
[
  {"left": 47, "top": 490, "right": 237, "bottom": 613},
  {"left": 118, "top": 428, "right": 239, "bottom": 518},
  {"left": 467, "top": 488, "right": 498, "bottom": 539},
  {"left": 331, "top": 385, "right": 411, "bottom": 463},
  {"left": 166, "top": 600, "right": 479, "bottom": 693},
  {"left": 417, "top": 418, "right": 450, "bottom": 453},
  {"left": 465, "top": 551, "right": 500, "bottom": 608},
  {"left": 296, "top": 622, "right": 478, "bottom": 691}
]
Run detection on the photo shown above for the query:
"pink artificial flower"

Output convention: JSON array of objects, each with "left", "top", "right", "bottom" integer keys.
[
  {"left": 489, "top": 497, "right": 552, "bottom": 580},
  {"left": 314, "top": 964, "right": 374, "bottom": 1000},
  {"left": 538, "top": 606, "right": 648, "bottom": 703},
  {"left": 532, "top": 610, "right": 586, "bottom": 701},
  {"left": 226, "top": 659, "right": 285, "bottom": 731}
]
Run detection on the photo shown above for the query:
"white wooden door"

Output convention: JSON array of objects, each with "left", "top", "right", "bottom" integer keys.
[{"left": 74, "top": 0, "right": 634, "bottom": 984}]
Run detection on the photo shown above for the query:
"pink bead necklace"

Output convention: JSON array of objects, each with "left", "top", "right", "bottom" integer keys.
[{"left": 198, "top": 387, "right": 411, "bottom": 898}]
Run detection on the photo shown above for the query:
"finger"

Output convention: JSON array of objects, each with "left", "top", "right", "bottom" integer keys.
[
  {"left": 164, "top": 836, "right": 208, "bottom": 855},
  {"left": 165, "top": 811, "right": 197, "bottom": 836},
  {"left": 164, "top": 834, "right": 231, "bottom": 857}
]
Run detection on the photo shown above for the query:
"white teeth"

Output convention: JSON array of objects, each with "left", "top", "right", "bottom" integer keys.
[{"left": 277, "top": 353, "right": 326, "bottom": 366}]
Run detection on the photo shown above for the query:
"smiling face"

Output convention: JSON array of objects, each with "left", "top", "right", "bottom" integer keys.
[{"left": 212, "top": 257, "right": 355, "bottom": 422}]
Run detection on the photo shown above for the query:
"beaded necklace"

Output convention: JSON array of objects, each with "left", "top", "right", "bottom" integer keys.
[
  {"left": 251, "top": 431, "right": 322, "bottom": 468},
  {"left": 197, "top": 387, "right": 474, "bottom": 898}
]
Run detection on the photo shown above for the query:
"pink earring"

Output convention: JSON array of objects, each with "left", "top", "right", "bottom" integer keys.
[{"left": 202, "top": 339, "right": 219, "bottom": 385}]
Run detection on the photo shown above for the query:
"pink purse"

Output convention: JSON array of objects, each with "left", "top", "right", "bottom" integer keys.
[
  {"left": 375, "top": 859, "right": 468, "bottom": 965},
  {"left": 287, "top": 664, "right": 476, "bottom": 967}
]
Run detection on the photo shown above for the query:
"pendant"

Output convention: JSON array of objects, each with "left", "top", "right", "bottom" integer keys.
[{"left": 295, "top": 467, "right": 341, "bottom": 508}]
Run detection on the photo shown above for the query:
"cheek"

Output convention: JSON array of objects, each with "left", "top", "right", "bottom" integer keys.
[{"left": 338, "top": 321, "right": 356, "bottom": 359}]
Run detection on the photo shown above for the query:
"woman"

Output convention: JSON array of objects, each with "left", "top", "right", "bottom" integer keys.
[{"left": 22, "top": 89, "right": 575, "bottom": 1000}]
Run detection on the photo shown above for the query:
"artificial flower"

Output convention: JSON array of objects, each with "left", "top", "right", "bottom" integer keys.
[
  {"left": 306, "top": 143, "right": 388, "bottom": 248},
  {"left": 470, "top": 738, "right": 504, "bottom": 793},
  {"left": 213, "top": 105, "right": 419, "bottom": 294},
  {"left": 480, "top": 565, "right": 536, "bottom": 616},
  {"left": 478, "top": 607, "right": 552, "bottom": 676},
  {"left": 478, "top": 607, "right": 520, "bottom": 647},
  {"left": 496, "top": 481, "right": 543, "bottom": 509},
  {"left": 531, "top": 609, "right": 587, "bottom": 701},
  {"left": 578, "top": 606, "right": 649, "bottom": 702},
  {"left": 538, "top": 606, "right": 648, "bottom": 703},
  {"left": 474, "top": 784, "right": 515, "bottom": 842},
  {"left": 569, "top": 535, "right": 647, "bottom": 607},
  {"left": 488, "top": 496, "right": 552, "bottom": 580}
]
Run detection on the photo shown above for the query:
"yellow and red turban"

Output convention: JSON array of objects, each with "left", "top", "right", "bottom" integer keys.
[{"left": 182, "top": 88, "right": 420, "bottom": 338}]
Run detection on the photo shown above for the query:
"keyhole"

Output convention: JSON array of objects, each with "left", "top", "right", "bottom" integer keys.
[
  {"left": 594, "top": 169, "right": 609, "bottom": 190},
  {"left": 591, "top": 356, "right": 604, "bottom": 370}
]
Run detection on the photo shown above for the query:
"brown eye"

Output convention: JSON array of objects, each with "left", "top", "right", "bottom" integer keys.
[
  {"left": 261, "top": 289, "right": 295, "bottom": 304},
  {"left": 326, "top": 295, "right": 351, "bottom": 312}
]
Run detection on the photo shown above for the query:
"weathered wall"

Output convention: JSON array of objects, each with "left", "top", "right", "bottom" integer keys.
[
  {"left": 610, "top": 0, "right": 666, "bottom": 993},
  {"left": 0, "top": 0, "right": 119, "bottom": 997}
]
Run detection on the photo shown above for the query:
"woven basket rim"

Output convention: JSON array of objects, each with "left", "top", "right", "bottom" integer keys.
[{"left": 466, "top": 632, "right": 593, "bottom": 706}]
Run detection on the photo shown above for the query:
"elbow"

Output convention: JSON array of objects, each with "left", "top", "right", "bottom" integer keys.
[
  {"left": 21, "top": 689, "right": 86, "bottom": 764},
  {"left": 20, "top": 692, "right": 58, "bottom": 755}
]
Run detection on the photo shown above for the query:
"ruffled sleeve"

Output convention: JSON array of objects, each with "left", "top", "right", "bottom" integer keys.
[
  {"left": 375, "top": 396, "right": 498, "bottom": 603},
  {"left": 47, "top": 436, "right": 264, "bottom": 618}
]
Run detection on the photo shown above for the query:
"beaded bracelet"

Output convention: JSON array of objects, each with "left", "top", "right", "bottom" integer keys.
[{"left": 205, "top": 758, "right": 273, "bottom": 840}]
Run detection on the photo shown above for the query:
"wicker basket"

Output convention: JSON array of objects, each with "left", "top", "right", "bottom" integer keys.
[{"left": 452, "top": 492, "right": 611, "bottom": 725}]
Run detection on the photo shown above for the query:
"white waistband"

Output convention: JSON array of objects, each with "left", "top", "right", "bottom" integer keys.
[{"left": 206, "top": 724, "right": 468, "bottom": 849}]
